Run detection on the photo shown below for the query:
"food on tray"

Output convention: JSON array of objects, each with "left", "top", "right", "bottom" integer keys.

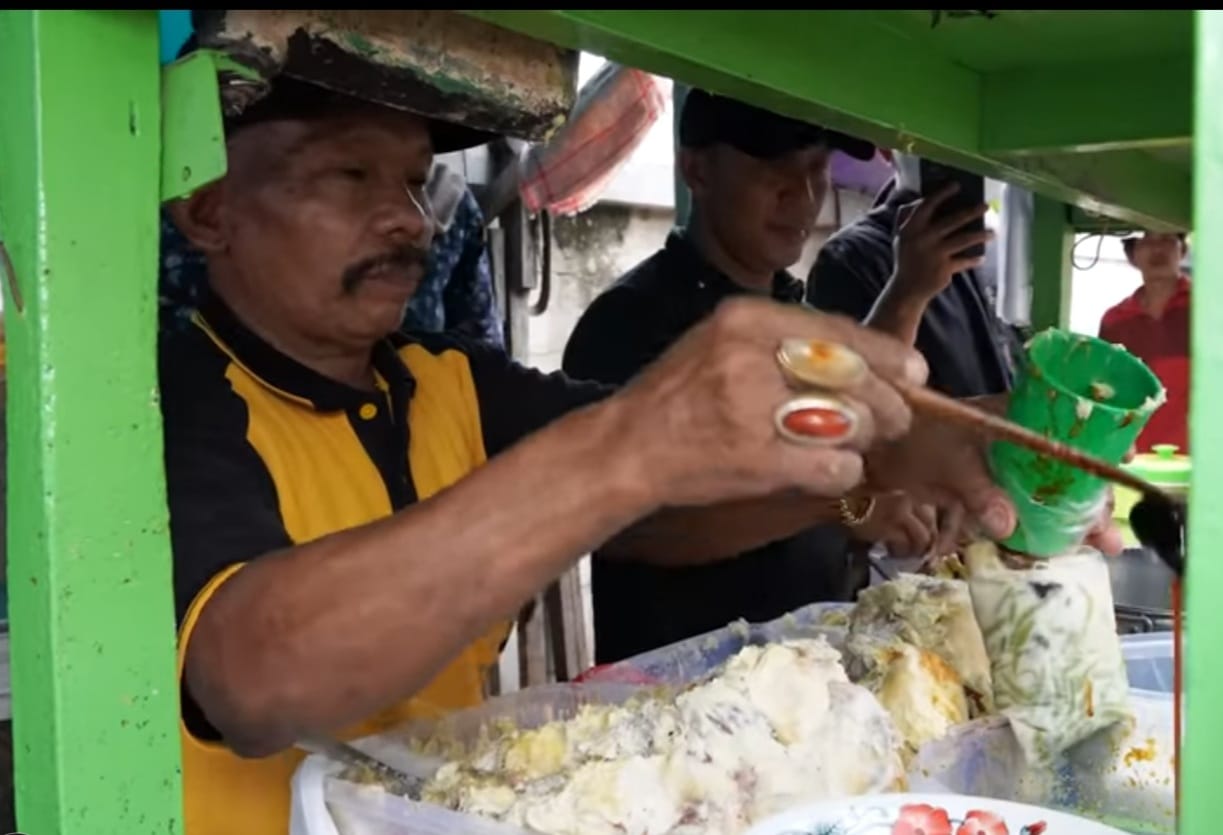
[
  {"left": 871, "top": 643, "right": 969, "bottom": 758},
  {"left": 419, "top": 637, "right": 905, "bottom": 835},
  {"left": 844, "top": 574, "right": 994, "bottom": 719},
  {"left": 962, "top": 541, "right": 1133, "bottom": 765}
]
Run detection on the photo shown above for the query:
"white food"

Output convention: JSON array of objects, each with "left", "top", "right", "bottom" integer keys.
[
  {"left": 422, "top": 638, "right": 904, "bottom": 835},
  {"left": 963, "top": 542, "right": 1133, "bottom": 765}
]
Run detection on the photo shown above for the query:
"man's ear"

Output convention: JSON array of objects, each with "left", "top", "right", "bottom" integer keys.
[
  {"left": 166, "top": 182, "right": 227, "bottom": 254},
  {"left": 677, "top": 147, "right": 712, "bottom": 201}
]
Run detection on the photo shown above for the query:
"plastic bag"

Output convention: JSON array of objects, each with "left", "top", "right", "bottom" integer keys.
[
  {"left": 964, "top": 545, "right": 1132, "bottom": 766},
  {"left": 517, "top": 62, "right": 668, "bottom": 216},
  {"left": 577, "top": 601, "right": 852, "bottom": 686}
]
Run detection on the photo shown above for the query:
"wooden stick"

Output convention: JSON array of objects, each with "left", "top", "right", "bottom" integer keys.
[{"left": 894, "top": 381, "right": 1173, "bottom": 501}]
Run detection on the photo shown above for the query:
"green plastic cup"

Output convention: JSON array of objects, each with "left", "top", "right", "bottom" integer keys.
[{"left": 989, "top": 328, "right": 1166, "bottom": 558}]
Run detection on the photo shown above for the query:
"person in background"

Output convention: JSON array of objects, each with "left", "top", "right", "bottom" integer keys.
[
  {"left": 1098, "top": 231, "right": 1190, "bottom": 452},
  {"left": 403, "top": 162, "right": 505, "bottom": 348},
  {"left": 563, "top": 90, "right": 942, "bottom": 666},
  {"left": 807, "top": 152, "right": 1017, "bottom": 399}
]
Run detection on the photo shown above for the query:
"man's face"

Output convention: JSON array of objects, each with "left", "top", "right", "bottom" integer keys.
[
  {"left": 689, "top": 144, "right": 831, "bottom": 272},
  {"left": 1129, "top": 233, "right": 1184, "bottom": 274},
  {"left": 183, "top": 104, "right": 436, "bottom": 350}
]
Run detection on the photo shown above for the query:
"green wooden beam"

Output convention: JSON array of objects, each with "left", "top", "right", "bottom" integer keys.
[
  {"left": 981, "top": 55, "right": 1192, "bottom": 156},
  {"left": 1184, "top": 10, "right": 1223, "bottom": 833},
  {"left": 1000, "top": 148, "right": 1191, "bottom": 232},
  {"left": 0, "top": 10, "right": 183, "bottom": 834},
  {"left": 1028, "top": 196, "right": 1074, "bottom": 332},
  {"left": 466, "top": 10, "right": 1189, "bottom": 235},
  {"left": 465, "top": 10, "right": 982, "bottom": 153}
]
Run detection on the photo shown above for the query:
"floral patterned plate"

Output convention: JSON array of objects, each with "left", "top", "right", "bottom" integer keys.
[{"left": 743, "top": 793, "right": 1130, "bottom": 835}]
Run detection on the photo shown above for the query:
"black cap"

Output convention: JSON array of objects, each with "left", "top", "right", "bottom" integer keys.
[{"left": 679, "top": 89, "right": 875, "bottom": 162}]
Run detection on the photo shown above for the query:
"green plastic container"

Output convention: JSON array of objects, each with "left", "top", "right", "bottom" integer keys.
[{"left": 990, "top": 329, "right": 1166, "bottom": 557}]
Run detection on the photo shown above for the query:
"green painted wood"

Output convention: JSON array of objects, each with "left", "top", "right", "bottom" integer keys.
[
  {"left": 981, "top": 56, "right": 1191, "bottom": 155},
  {"left": 0, "top": 10, "right": 183, "bottom": 834},
  {"left": 1028, "top": 196, "right": 1073, "bottom": 332},
  {"left": 876, "top": 10, "right": 1191, "bottom": 73},
  {"left": 1183, "top": 10, "right": 1223, "bottom": 833},
  {"left": 465, "top": 10, "right": 1190, "bottom": 232},
  {"left": 161, "top": 49, "right": 229, "bottom": 202}
]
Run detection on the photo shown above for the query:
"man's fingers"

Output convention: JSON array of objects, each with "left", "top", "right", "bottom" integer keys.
[
  {"left": 782, "top": 449, "right": 866, "bottom": 497},
  {"left": 931, "top": 503, "right": 966, "bottom": 556},
  {"left": 1087, "top": 521, "right": 1125, "bottom": 558},
  {"left": 931, "top": 201, "right": 990, "bottom": 238},
  {"left": 806, "top": 310, "right": 929, "bottom": 388},
  {"left": 949, "top": 255, "right": 987, "bottom": 275},
  {"left": 757, "top": 302, "right": 929, "bottom": 387},
  {"left": 915, "top": 503, "right": 939, "bottom": 534},
  {"left": 911, "top": 182, "right": 960, "bottom": 227},
  {"left": 841, "top": 374, "right": 911, "bottom": 444},
  {"left": 940, "top": 228, "right": 995, "bottom": 260},
  {"left": 900, "top": 511, "right": 935, "bottom": 557}
]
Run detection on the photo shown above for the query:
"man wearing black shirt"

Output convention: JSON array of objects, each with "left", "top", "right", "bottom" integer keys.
[
  {"left": 807, "top": 154, "right": 1017, "bottom": 398},
  {"left": 563, "top": 91, "right": 940, "bottom": 664}
]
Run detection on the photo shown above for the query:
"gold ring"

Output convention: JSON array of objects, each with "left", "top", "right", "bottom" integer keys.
[{"left": 774, "top": 394, "right": 862, "bottom": 447}]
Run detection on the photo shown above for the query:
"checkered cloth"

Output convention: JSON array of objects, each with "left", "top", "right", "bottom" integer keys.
[{"left": 518, "top": 62, "right": 668, "bottom": 216}]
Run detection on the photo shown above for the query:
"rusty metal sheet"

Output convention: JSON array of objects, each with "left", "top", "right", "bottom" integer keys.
[{"left": 193, "top": 10, "right": 578, "bottom": 143}]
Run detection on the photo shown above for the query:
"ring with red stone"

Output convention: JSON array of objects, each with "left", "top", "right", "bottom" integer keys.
[
  {"left": 773, "top": 394, "right": 862, "bottom": 447},
  {"left": 775, "top": 338, "right": 868, "bottom": 391}
]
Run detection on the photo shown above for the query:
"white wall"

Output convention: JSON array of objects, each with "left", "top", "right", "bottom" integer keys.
[{"left": 1068, "top": 234, "right": 1143, "bottom": 337}]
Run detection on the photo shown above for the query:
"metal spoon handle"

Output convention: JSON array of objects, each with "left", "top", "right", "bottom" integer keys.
[{"left": 297, "top": 735, "right": 424, "bottom": 799}]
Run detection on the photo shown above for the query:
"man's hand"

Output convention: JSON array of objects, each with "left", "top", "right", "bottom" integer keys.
[
  {"left": 863, "top": 407, "right": 1018, "bottom": 555},
  {"left": 864, "top": 182, "right": 994, "bottom": 345},
  {"left": 892, "top": 183, "right": 994, "bottom": 303},
  {"left": 847, "top": 492, "right": 940, "bottom": 558},
  {"left": 611, "top": 296, "right": 929, "bottom": 509}
]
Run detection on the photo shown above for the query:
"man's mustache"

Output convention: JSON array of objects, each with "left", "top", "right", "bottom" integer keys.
[{"left": 341, "top": 245, "right": 429, "bottom": 294}]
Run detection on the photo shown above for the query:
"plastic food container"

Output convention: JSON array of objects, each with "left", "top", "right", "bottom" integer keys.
[
  {"left": 909, "top": 692, "right": 1178, "bottom": 835},
  {"left": 290, "top": 603, "right": 855, "bottom": 835},
  {"left": 576, "top": 601, "right": 852, "bottom": 686},
  {"left": 991, "top": 329, "right": 1164, "bottom": 557},
  {"left": 1121, "top": 631, "right": 1181, "bottom": 699}
]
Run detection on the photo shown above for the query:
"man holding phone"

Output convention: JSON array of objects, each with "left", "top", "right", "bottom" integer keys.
[{"left": 807, "top": 152, "right": 1018, "bottom": 399}]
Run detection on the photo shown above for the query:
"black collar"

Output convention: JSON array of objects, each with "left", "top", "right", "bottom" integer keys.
[
  {"left": 193, "top": 290, "right": 416, "bottom": 413},
  {"left": 663, "top": 230, "right": 806, "bottom": 305}
]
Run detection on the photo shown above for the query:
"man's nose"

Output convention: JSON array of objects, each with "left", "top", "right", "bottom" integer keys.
[{"left": 372, "top": 182, "right": 435, "bottom": 246}]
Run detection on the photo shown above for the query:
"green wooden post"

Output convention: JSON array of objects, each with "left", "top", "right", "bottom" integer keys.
[
  {"left": 0, "top": 10, "right": 183, "bottom": 834},
  {"left": 1028, "top": 195, "right": 1073, "bottom": 331},
  {"left": 1184, "top": 11, "right": 1223, "bottom": 832}
]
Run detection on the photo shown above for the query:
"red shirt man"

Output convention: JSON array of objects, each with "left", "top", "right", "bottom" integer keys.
[{"left": 1098, "top": 232, "right": 1190, "bottom": 453}]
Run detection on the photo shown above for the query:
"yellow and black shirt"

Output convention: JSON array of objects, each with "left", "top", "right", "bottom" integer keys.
[{"left": 159, "top": 291, "right": 609, "bottom": 835}]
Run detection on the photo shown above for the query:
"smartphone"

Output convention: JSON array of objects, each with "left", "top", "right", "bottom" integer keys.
[{"left": 920, "top": 158, "right": 987, "bottom": 259}]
